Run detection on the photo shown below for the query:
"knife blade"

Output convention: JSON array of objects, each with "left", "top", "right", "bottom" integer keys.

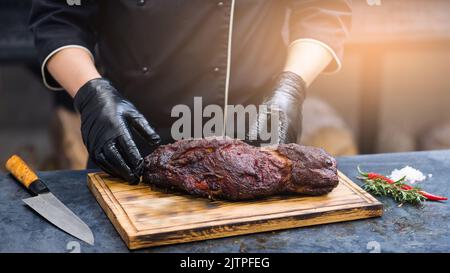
[{"left": 6, "top": 155, "right": 94, "bottom": 245}]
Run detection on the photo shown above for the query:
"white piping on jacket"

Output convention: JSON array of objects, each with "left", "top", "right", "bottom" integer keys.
[{"left": 223, "top": 0, "right": 236, "bottom": 136}]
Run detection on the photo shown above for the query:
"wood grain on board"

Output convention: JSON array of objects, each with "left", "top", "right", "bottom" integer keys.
[{"left": 88, "top": 171, "right": 383, "bottom": 249}]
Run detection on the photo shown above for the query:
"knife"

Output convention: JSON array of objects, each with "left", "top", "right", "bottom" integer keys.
[{"left": 5, "top": 155, "right": 94, "bottom": 245}]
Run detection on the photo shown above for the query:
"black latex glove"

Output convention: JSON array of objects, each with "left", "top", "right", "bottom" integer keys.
[
  {"left": 74, "top": 78, "right": 161, "bottom": 184},
  {"left": 248, "top": 71, "right": 306, "bottom": 145}
]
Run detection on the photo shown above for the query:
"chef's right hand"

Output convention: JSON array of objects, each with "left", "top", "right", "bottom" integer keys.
[{"left": 74, "top": 78, "right": 161, "bottom": 184}]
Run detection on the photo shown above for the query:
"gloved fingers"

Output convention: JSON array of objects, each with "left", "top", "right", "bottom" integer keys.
[
  {"left": 276, "top": 110, "right": 288, "bottom": 144},
  {"left": 128, "top": 115, "right": 161, "bottom": 146},
  {"left": 116, "top": 130, "right": 143, "bottom": 175},
  {"left": 103, "top": 141, "right": 140, "bottom": 184},
  {"left": 246, "top": 106, "right": 272, "bottom": 146},
  {"left": 246, "top": 120, "right": 260, "bottom": 146},
  {"left": 95, "top": 152, "right": 121, "bottom": 178},
  {"left": 284, "top": 120, "right": 301, "bottom": 144},
  {"left": 247, "top": 115, "right": 259, "bottom": 143}
]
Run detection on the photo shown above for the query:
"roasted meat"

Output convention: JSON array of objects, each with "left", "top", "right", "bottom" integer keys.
[{"left": 142, "top": 137, "right": 338, "bottom": 200}]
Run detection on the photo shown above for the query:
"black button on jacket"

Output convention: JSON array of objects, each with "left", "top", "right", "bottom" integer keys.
[{"left": 30, "top": 0, "right": 351, "bottom": 138}]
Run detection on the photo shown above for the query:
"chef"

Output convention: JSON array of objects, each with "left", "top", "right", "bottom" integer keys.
[{"left": 29, "top": 0, "right": 351, "bottom": 183}]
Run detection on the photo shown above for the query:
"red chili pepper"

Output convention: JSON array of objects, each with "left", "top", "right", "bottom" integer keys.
[
  {"left": 367, "top": 173, "right": 395, "bottom": 183},
  {"left": 358, "top": 166, "right": 447, "bottom": 202},
  {"left": 418, "top": 191, "right": 448, "bottom": 201},
  {"left": 368, "top": 173, "right": 412, "bottom": 191},
  {"left": 369, "top": 175, "right": 447, "bottom": 200}
]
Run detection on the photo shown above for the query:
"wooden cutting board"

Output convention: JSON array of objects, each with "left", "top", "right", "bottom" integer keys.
[{"left": 88, "top": 171, "right": 383, "bottom": 249}]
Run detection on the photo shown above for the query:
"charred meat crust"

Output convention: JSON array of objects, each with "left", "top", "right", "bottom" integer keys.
[{"left": 143, "top": 137, "right": 338, "bottom": 200}]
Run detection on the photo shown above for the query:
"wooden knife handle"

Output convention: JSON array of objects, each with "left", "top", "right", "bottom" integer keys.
[{"left": 5, "top": 155, "right": 49, "bottom": 195}]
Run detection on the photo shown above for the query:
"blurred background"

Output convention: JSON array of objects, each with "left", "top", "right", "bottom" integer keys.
[{"left": 1, "top": 0, "right": 450, "bottom": 171}]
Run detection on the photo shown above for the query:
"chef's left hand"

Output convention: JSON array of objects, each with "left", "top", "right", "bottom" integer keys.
[{"left": 247, "top": 71, "right": 307, "bottom": 145}]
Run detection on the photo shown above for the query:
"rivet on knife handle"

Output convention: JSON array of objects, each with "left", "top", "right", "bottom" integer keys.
[{"left": 5, "top": 155, "right": 49, "bottom": 195}]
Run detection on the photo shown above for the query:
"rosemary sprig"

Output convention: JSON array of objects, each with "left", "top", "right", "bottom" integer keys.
[
  {"left": 357, "top": 166, "right": 447, "bottom": 204},
  {"left": 361, "top": 177, "right": 426, "bottom": 205}
]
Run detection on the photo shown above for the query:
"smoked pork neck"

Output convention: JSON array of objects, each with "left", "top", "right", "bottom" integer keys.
[{"left": 142, "top": 137, "right": 338, "bottom": 200}]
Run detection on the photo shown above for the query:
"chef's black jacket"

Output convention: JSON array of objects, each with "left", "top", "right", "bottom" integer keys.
[{"left": 30, "top": 0, "right": 351, "bottom": 144}]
